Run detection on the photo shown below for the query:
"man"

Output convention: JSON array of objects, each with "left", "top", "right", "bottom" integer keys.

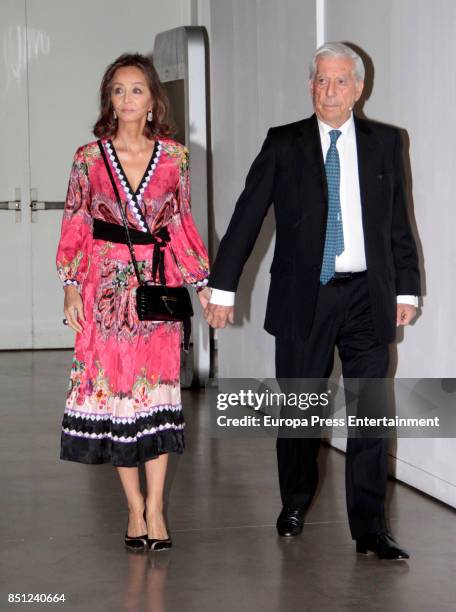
[{"left": 205, "top": 42, "right": 420, "bottom": 560}]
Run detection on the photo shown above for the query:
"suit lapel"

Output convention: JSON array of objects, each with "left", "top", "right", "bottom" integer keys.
[
  {"left": 354, "top": 115, "right": 379, "bottom": 215},
  {"left": 294, "top": 114, "right": 381, "bottom": 218},
  {"left": 296, "top": 114, "right": 328, "bottom": 202}
]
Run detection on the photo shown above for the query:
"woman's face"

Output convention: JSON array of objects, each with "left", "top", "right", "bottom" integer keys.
[{"left": 110, "top": 65, "right": 153, "bottom": 125}]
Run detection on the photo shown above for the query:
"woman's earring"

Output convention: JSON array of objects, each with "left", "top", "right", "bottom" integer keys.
[
  {"left": 113, "top": 110, "right": 117, "bottom": 120},
  {"left": 147, "top": 110, "right": 153, "bottom": 122}
]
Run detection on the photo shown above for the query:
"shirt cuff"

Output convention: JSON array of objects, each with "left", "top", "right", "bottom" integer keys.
[
  {"left": 396, "top": 295, "right": 418, "bottom": 307},
  {"left": 209, "top": 288, "right": 235, "bottom": 306}
]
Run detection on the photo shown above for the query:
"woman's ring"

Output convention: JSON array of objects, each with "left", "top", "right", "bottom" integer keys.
[{"left": 63, "top": 318, "right": 69, "bottom": 326}]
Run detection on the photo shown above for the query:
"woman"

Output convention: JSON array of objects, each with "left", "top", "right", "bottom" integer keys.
[{"left": 56, "top": 53, "right": 211, "bottom": 552}]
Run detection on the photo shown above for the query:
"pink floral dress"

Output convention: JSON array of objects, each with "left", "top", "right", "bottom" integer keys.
[{"left": 56, "top": 137, "right": 209, "bottom": 466}]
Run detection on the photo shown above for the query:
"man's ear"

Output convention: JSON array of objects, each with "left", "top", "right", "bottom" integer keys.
[{"left": 354, "top": 79, "right": 365, "bottom": 102}]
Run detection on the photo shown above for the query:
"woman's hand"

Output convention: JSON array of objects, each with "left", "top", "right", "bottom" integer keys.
[
  {"left": 197, "top": 287, "right": 212, "bottom": 310},
  {"left": 64, "top": 285, "right": 85, "bottom": 333}
]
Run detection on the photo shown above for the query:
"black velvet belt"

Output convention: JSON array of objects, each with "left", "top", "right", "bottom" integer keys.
[
  {"left": 93, "top": 218, "right": 157, "bottom": 244},
  {"left": 92, "top": 218, "right": 171, "bottom": 290},
  {"left": 92, "top": 218, "right": 189, "bottom": 349}
]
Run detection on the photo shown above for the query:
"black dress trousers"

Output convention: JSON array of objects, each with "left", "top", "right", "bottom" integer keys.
[{"left": 275, "top": 274, "right": 390, "bottom": 539}]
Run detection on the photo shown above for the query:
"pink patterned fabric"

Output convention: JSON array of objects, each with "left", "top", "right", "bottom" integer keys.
[{"left": 56, "top": 138, "right": 209, "bottom": 466}]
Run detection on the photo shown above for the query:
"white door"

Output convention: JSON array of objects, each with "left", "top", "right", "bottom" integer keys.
[
  {"left": 0, "top": 0, "right": 191, "bottom": 348},
  {"left": 0, "top": 1, "right": 33, "bottom": 349}
]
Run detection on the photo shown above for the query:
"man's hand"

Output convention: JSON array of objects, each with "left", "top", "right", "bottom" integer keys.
[
  {"left": 197, "top": 287, "right": 212, "bottom": 310},
  {"left": 64, "top": 285, "right": 85, "bottom": 333},
  {"left": 204, "top": 303, "right": 234, "bottom": 328},
  {"left": 396, "top": 303, "right": 417, "bottom": 326}
]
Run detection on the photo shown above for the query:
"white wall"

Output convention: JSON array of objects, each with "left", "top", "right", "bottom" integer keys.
[
  {"left": 201, "top": 0, "right": 317, "bottom": 378},
  {"left": 27, "top": 0, "right": 192, "bottom": 200}
]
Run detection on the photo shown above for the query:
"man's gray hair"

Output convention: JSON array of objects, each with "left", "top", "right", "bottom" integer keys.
[{"left": 309, "top": 42, "right": 365, "bottom": 82}]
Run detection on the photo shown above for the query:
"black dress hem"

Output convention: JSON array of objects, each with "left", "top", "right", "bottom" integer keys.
[{"left": 60, "top": 429, "right": 184, "bottom": 467}]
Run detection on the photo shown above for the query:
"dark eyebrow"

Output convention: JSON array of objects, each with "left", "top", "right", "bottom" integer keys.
[{"left": 112, "top": 81, "right": 146, "bottom": 86}]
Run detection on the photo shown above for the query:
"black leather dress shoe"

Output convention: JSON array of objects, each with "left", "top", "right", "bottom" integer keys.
[
  {"left": 356, "top": 532, "right": 410, "bottom": 560},
  {"left": 276, "top": 507, "right": 305, "bottom": 537}
]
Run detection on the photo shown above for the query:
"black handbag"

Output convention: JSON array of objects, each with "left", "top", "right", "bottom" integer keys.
[{"left": 97, "top": 140, "right": 193, "bottom": 350}]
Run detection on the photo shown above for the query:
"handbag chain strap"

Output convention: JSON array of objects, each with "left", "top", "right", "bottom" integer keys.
[{"left": 97, "top": 140, "right": 168, "bottom": 287}]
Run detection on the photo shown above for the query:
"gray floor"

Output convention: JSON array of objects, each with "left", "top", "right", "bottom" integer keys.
[{"left": 1, "top": 350, "right": 455, "bottom": 612}]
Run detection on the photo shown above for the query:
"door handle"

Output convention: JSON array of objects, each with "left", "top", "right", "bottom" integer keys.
[
  {"left": 30, "top": 200, "right": 65, "bottom": 210},
  {"left": 0, "top": 189, "right": 22, "bottom": 222},
  {"left": 30, "top": 188, "right": 65, "bottom": 223},
  {"left": 0, "top": 200, "right": 21, "bottom": 210}
]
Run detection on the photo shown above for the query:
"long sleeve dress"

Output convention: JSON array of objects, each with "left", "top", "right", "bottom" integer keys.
[{"left": 56, "top": 137, "right": 209, "bottom": 467}]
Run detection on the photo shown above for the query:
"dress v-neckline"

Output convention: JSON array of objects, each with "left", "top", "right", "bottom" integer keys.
[
  {"left": 104, "top": 138, "right": 163, "bottom": 233},
  {"left": 106, "top": 138, "right": 162, "bottom": 196}
]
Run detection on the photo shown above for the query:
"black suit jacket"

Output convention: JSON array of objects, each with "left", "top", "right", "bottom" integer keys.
[{"left": 208, "top": 114, "right": 421, "bottom": 344}]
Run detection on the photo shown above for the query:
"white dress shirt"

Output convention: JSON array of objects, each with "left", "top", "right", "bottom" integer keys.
[
  {"left": 210, "top": 113, "right": 417, "bottom": 308},
  {"left": 318, "top": 114, "right": 366, "bottom": 272}
]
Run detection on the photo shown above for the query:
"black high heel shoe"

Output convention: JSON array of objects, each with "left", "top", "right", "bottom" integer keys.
[
  {"left": 124, "top": 509, "right": 148, "bottom": 552},
  {"left": 146, "top": 511, "right": 173, "bottom": 551},
  {"left": 147, "top": 536, "right": 172, "bottom": 551},
  {"left": 124, "top": 532, "right": 148, "bottom": 551}
]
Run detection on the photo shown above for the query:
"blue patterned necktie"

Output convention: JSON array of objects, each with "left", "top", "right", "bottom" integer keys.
[{"left": 320, "top": 129, "right": 345, "bottom": 284}]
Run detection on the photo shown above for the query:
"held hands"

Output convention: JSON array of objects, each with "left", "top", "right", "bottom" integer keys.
[
  {"left": 396, "top": 303, "right": 417, "bottom": 326},
  {"left": 64, "top": 285, "right": 85, "bottom": 333},
  {"left": 204, "top": 303, "right": 234, "bottom": 328},
  {"left": 196, "top": 287, "right": 212, "bottom": 310},
  {"left": 197, "top": 287, "right": 234, "bottom": 328}
]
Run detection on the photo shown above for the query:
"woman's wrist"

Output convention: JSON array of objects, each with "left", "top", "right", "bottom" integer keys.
[
  {"left": 64, "top": 283, "right": 80, "bottom": 294},
  {"left": 193, "top": 277, "right": 209, "bottom": 292}
]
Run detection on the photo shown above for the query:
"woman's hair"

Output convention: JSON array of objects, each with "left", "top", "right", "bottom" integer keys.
[{"left": 93, "top": 53, "right": 175, "bottom": 139}]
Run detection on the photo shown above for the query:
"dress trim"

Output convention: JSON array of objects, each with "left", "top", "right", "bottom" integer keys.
[
  {"left": 64, "top": 404, "right": 182, "bottom": 423},
  {"left": 191, "top": 277, "right": 209, "bottom": 290},
  {"left": 60, "top": 426, "right": 184, "bottom": 466},
  {"left": 62, "top": 422, "right": 184, "bottom": 443},
  {"left": 104, "top": 139, "right": 162, "bottom": 233},
  {"left": 63, "top": 279, "right": 79, "bottom": 287}
]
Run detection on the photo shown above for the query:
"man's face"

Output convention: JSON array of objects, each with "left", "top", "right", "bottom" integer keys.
[{"left": 309, "top": 55, "right": 364, "bottom": 127}]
